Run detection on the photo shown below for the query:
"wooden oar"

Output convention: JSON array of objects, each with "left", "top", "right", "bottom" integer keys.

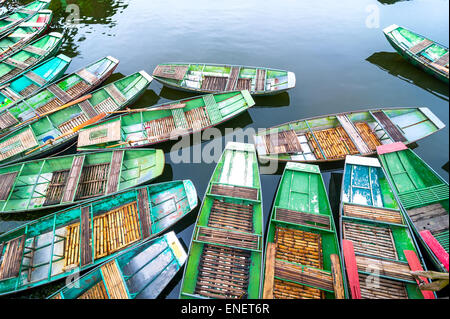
[
  {"left": 15, "top": 94, "right": 93, "bottom": 128},
  {"left": 105, "top": 137, "right": 148, "bottom": 149},
  {"left": 25, "top": 112, "right": 107, "bottom": 155},
  {"left": 106, "top": 103, "right": 186, "bottom": 114}
]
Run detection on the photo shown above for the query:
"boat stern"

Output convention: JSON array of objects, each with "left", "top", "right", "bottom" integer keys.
[
  {"left": 165, "top": 231, "right": 187, "bottom": 266},
  {"left": 287, "top": 71, "right": 296, "bottom": 89},
  {"left": 419, "top": 107, "right": 446, "bottom": 131},
  {"left": 56, "top": 53, "right": 72, "bottom": 63},
  {"left": 48, "top": 32, "right": 64, "bottom": 39},
  {"left": 345, "top": 155, "right": 381, "bottom": 167},
  {"left": 106, "top": 56, "right": 120, "bottom": 65},
  {"left": 383, "top": 24, "right": 399, "bottom": 35},
  {"left": 183, "top": 179, "right": 198, "bottom": 211},
  {"left": 139, "top": 70, "right": 154, "bottom": 84},
  {"left": 153, "top": 149, "right": 165, "bottom": 178}
]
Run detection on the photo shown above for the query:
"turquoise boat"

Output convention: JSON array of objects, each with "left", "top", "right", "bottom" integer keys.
[
  {"left": 0, "top": 32, "right": 63, "bottom": 86},
  {"left": 0, "top": 180, "right": 197, "bottom": 296},
  {"left": 0, "top": 54, "right": 71, "bottom": 115},
  {"left": 48, "top": 231, "right": 187, "bottom": 299},
  {"left": 0, "top": 9, "right": 53, "bottom": 60}
]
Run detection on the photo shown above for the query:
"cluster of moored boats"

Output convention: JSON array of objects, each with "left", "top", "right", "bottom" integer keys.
[{"left": 0, "top": 0, "right": 448, "bottom": 299}]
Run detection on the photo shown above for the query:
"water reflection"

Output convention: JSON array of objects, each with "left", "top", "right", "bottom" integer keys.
[
  {"left": 366, "top": 51, "right": 449, "bottom": 101},
  {"left": 377, "top": 0, "right": 411, "bottom": 4},
  {"left": 253, "top": 92, "right": 291, "bottom": 108}
]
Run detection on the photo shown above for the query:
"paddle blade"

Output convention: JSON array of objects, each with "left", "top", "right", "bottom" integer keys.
[
  {"left": 342, "top": 240, "right": 361, "bottom": 299},
  {"left": 73, "top": 112, "right": 107, "bottom": 132},
  {"left": 420, "top": 230, "right": 449, "bottom": 271},
  {"left": 404, "top": 250, "right": 436, "bottom": 299}
]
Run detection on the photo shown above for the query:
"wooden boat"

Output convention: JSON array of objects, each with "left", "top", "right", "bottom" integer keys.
[
  {"left": 0, "top": 179, "right": 197, "bottom": 296},
  {"left": 0, "top": 9, "right": 53, "bottom": 60},
  {"left": 0, "top": 54, "right": 71, "bottom": 115},
  {"left": 383, "top": 25, "right": 449, "bottom": 83},
  {"left": 254, "top": 107, "right": 445, "bottom": 164},
  {"left": 152, "top": 63, "right": 296, "bottom": 96},
  {"left": 0, "top": 32, "right": 63, "bottom": 86},
  {"left": 48, "top": 231, "right": 187, "bottom": 299},
  {"left": 0, "top": 148, "right": 164, "bottom": 214},
  {"left": 377, "top": 143, "right": 449, "bottom": 273},
  {"left": 179, "top": 142, "right": 263, "bottom": 299},
  {"left": 339, "top": 155, "right": 435, "bottom": 299},
  {"left": 76, "top": 90, "right": 255, "bottom": 151},
  {"left": 0, "top": 0, "right": 50, "bottom": 39},
  {"left": 0, "top": 70, "right": 153, "bottom": 166},
  {"left": 0, "top": 55, "right": 119, "bottom": 135},
  {"left": 261, "top": 162, "right": 346, "bottom": 299}
]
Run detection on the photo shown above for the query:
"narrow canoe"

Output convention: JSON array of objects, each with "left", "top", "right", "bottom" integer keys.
[
  {"left": 0, "top": 55, "right": 119, "bottom": 135},
  {"left": 0, "top": 54, "right": 71, "bottom": 115},
  {"left": 339, "top": 155, "right": 435, "bottom": 299},
  {"left": 377, "top": 143, "right": 449, "bottom": 272},
  {"left": 0, "top": 9, "right": 53, "bottom": 60},
  {"left": 254, "top": 107, "right": 445, "bottom": 164},
  {"left": 0, "top": 0, "right": 51, "bottom": 39},
  {"left": 383, "top": 25, "right": 449, "bottom": 83},
  {"left": 76, "top": 90, "right": 255, "bottom": 151},
  {"left": 261, "top": 162, "right": 346, "bottom": 299},
  {"left": 0, "top": 179, "right": 197, "bottom": 296},
  {"left": 152, "top": 63, "right": 296, "bottom": 96},
  {"left": 180, "top": 142, "right": 263, "bottom": 299},
  {"left": 0, "top": 148, "right": 164, "bottom": 214},
  {"left": 0, "top": 70, "right": 153, "bottom": 166},
  {"left": 48, "top": 231, "right": 187, "bottom": 299},
  {"left": 0, "top": 32, "right": 63, "bottom": 86}
]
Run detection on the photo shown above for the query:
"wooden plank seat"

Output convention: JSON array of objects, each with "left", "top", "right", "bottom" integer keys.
[
  {"left": 409, "top": 39, "right": 433, "bottom": 54},
  {"left": 104, "top": 85, "right": 127, "bottom": 105},
  {"left": 275, "top": 208, "right": 331, "bottom": 230},
  {"left": 263, "top": 130, "right": 303, "bottom": 155},
  {"left": 101, "top": 260, "right": 128, "bottom": 299},
  {"left": 434, "top": 52, "right": 449, "bottom": 66},
  {"left": 0, "top": 128, "right": 38, "bottom": 162},
  {"left": 79, "top": 99, "right": 98, "bottom": 119},
  {"left": 18, "top": 83, "right": 39, "bottom": 97},
  {"left": 408, "top": 203, "right": 449, "bottom": 235},
  {"left": 203, "top": 94, "right": 223, "bottom": 123},
  {"left": 196, "top": 227, "right": 259, "bottom": 250},
  {"left": 235, "top": 78, "right": 252, "bottom": 91},
  {"left": 195, "top": 244, "right": 251, "bottom": 299},
  {"left": 61, "top": 155, "right": 85, "bottom": 203},
  {"left": 1, "top": 87, "right": 21, "bottom": 101},
  {"left": 371, "top": 111, "right": 407, "bottom": 143},
  {"left": 0, "top": 171, "right": 18, "bottom": 200},
  {"left": 4, "top": 58, "right": 30, "bottom": 69},
  {"left": 153, "top": 65, "right": 188, "bottom": 81},
  {"left": 80, "top": 206, "right": 93, "bottom": 267},
  {"left": 22, "top": 45, "right": 47, "bottom": 56},
  {"left": 137, "top": 188, "right": 152, "bottom": 239},
  {"left": 306, "top": 127, "right": 359, "bottom": 160},
  {"left": 66, "top": 81, "right": 92, "bottom": 98},
  {"left": 105, "top": 150, "right": 124, "bottom": 195},
  {"left": 225, "top": 66, "right": 240, "bottom": 91},
  {"left": 75, "top": 163, "right": 110, "bottom": 200},
  {"left": 343, "top": 204, "right": 404, "bottom": 225},
  {"left": 255, "top": 69, "right": 266, "bottom": 91},
  {"left": 355, "top": 255, "right": 414, "bottom": 282},
  {"left": 78, "top": 281, "right": 109, "bottom": 299},
  {"left": 47, "top": 84, "right": 72, "bottom": 103},
  {"left": 359, "top": 273, "right": 407, "bottom": 299},
  {"left": 208, "top": 200, "right": 254, "bottom": 233},
  {"left": 0, "top": 111, "right": 19, "bottom": 129},
  {"left": 76, "top": 69, "right": 99, "bottom": 85},
  {"left": 210, "top": 184, "right": 258, "bottom": 200},
  {"left": 336, "top": 115, "right": 371, "bottom": 154},
  {"left": 0, "top": 235, "right": 26, "bottom": 280},
  {"left": 201, "top": 76, "right": 227, "bottom": 91},
  {"left": 171, "top": 108, "right": 189, "bottom": 129},
  {"left": 43, "top": 169, "right": 70, "bottom": 206}
]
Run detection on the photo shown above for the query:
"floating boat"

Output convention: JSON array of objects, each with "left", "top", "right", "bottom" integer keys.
[
  {"left": 254, "top": 107, "right": 445, "bottom": 164},
  {"left": 0, "top": 56, "right": 119, "bottom": 135},
  {"left": 339, "top": 155, "right": 436, "bottom": 299},
  {"left": 0, "top": 179, "right": 197, "bottom": 296},
  {"left": 261, "top": 162, "right": 346, "bottom": 299},
  {"left": 152, "top": 63, "right": 296, "bottom": 96},
  {"left": 0, "top": 32, "right": 63, "bottom": 86},
  {"left": 48, "top": 231, "right": 187, "bottom": 299},
  {"left": 0, "top": 9, "right": 53, "bottom": 60},
  {"left": 0, "top": 148, "right": 164, "bottom": 214},
  {"left": 383, "top": 25, "right": 449, "bottom": 83},
  {"left": 180, "top": 142, "right": 263, "bottom": 299},
  {"left": 76, "top": 90, "right": 255, "bottom": 151},
  {"left": 0, "top": 71, "right": 153, "bottom": 166},
  {"left": 0, "top": 0, "right": 51, "bottom": 39},
  {"left": 377, "top": 143, "right": 449, "bottom": 273},
  {"left": 0, "top": 54, "right": 71, "bottom": 116}
]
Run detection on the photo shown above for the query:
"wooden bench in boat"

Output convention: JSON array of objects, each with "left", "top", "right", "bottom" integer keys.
[
  {"left": 105, "top": 150, "right": 124, "bottom": 195},
  {"left": 76, "top": 69, "right": 99, "bottom": 85},
  {"left": 0, "top": 235, "right": 26, "bottom": 280},
  {"left": 104, "top": 85, "right": 127, "bottom": 105},
  {"left": 255, "top": 69, "right": 266, "bottom": 91},
  {"left": 408, "top": 203, "right": 449, "bottom": 235},
  {"left": 336, "top": 115, "right": 371, "bottom": 154},
  {"left": 359, "top": 273, "right": 408, "bottom": 299},
  {"left": 355, "top": 255, "right": 414, "bottom": 282},
  {"left": 343, "top": 204, "right": 404, "bottom": 225},
  {"left": 196, "top": 226, "right": 259, "bottom": 251},
  {"left": 275, "top": 207, "right": 331, "bottom": 230},
  {"left": 61, "top": 155, "right": 85, "bottom": 203},
  {"left": 78, "top": 99, "right": 98, "bottom": 119},
  {"left": 171, "top": 108, "right": 189, "bottom": 129},
  {"left": 101, "top": 260, "right": 128, "bottom": 299},
  {"left": 80, "top": 206, "right": 93, "bottom": 267},
  {"left": 262, "top": 130, "right": 303, "bottom": 155},
  {"left": 201, "top": 76, "right": 227, "bottom": 91},
  {"left": 22, "top": 45, "right": 47, "bottom": 56},
  {"left": 4, "top": 58, "right": 30, "bottom": 69},
  {"left": 225, "top": 66, "right": 240, "bottom": 91},
  {"left": 0, "top": 111, "right": 19, "bottom": 129},
  {"left": 434, "top": 52, "right": 449, "bottom": 66},
  {"left": 0, "top": 128, "right": 38, "bottom": 162},
  {"left": 203, "top": 94, "right": 223, "bottom": 124},
  {"left": 0, "top": 171, "right": 18, "bottom": 200},
  {"left": 210, "top": 184, "right": 258, "bottom": 200},
  {"left": 371, "top": 111, "right": 407, "bottom": 143},
  {"left": 66, "top": 81, "right": 92, "bottom": 99},
  {"left": 75, "top": 163, "right": 110, "bottom": 200},
  {"left": 236, "top": 78, "right": 252, "bottom": 91},
  {"left": 1, "top": 86, "right": 21, "bottom": 101},
  {"left": 153, "top": 65, "right": 188, "bottom": 81},
  {"left": 44, "top": 170, "right": 70, "bottom": 206},
  {"left": 78, "top": 120, "right": 122, "bottom": 147},
  {"left": 47, "top": 84, "right": 72, "bottom": 103},
  {"left": 25, "top": 71, "right": 47, "bottom": 87},
  {"left": 18, "top": 83, "right": 39, "bottom": 97},
  {"left": 409, "top": 39, "right": 433, "bottom": 55},
  {"left": 208, "top": 200, "right": 254, "bottom": 233},
  {"left": 137, "top": 188, "right": 152, "bottom": 239}
]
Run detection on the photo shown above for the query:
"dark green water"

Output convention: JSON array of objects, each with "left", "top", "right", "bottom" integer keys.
[{"left": 0, "top": 0, "right": 448, "bottom": 299}]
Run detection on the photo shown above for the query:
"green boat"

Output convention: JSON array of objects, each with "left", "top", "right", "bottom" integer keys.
[
  {"left": 0, "top": 179, "right": 197, "bottom": 296},
  {"left": 180, "top": 142, "right": 263, "bottom": 299},
  {"left": 0, "top": 54, "right": 71, "bottom": 115},
  {"left": 261, "top": 162, "right": 346, "bottom": 299},
  {"left": 0, "top": 0, "right": 51, "bottom": 39},
  {"left": 377, "top": 143, "right": 449, "bottom": 273},
  {"left": 0, "top": 55, "right": 119, "bottom": 134},
  {"left": 0, "top": 9, "right": 53, "bottom": 60},
  {"left": 48, "top": 231, "right": 187, "bottom": 299},
  {"left": 0, "top": 70, "right": 153, "bottom": 166},
  {"left": 76, "top": 90, "right": 255, "bottom": 151},
  {"left": 383, "top": 25, "right": 449, "bottom": 83},
  {"left": 152, "top": 63, "right": 296, "bottom": 96},
  {"left": 0, "top": 148, "right": 164, "bottom": 214},
  {"left": 339, "top": 155, "right": 436, "bottom": 299},
  {"left": 253, "top": 107, "right": 445, "bottom": 164},
  {"left": 0, "top": 32, "right": 63, "bottom": 86}
]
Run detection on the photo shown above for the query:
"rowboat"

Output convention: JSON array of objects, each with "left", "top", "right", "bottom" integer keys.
[
  {"left": 0, "top": 55, "right": 119, "bottom": 135},
  {"left": 261, "top": 162, "right": 346, "bottom": 299},
  {"left": 152, "top": 63, "right": 296, "bottom": 96},
  {"left": 0, "top": 70, "right": 153, "bottom": 166},
  {"left": 76, "top": 90, "right": 255, "bottom": 151},
  {"left": 383, "top": 25, "right": 449, "bottom": 83},
  {"left": 377, "top": 143, "right": 449, "bottom": 273},
  {"left": 0, "top": 0, "right": 51, "bottom": 39},
  {"left": 0, "top": 32, "right": 63, "bottom": 86},
  {"left": 0, "top": 148, "right": 164, "bottom": 214},
  {"left": 0, "top": 179, "right": 197, "bottom": 296},
  {"left": 253, "top": 107, "right": 445, "bottom": 164},
  {"left": 0, "top": 9, "right": 53, "bottom": 60},
  {"left": 339, "top": 155, "right": 435, "bottom": 299},
  {"left": 0, "top": 54, "right": 71, "bottom": 116},
  {"left": 48, "top": 231, "right": 187, "bottom": 299},
  {"left": 180, "top": 142, "right": 263, "bottom": 299}
]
